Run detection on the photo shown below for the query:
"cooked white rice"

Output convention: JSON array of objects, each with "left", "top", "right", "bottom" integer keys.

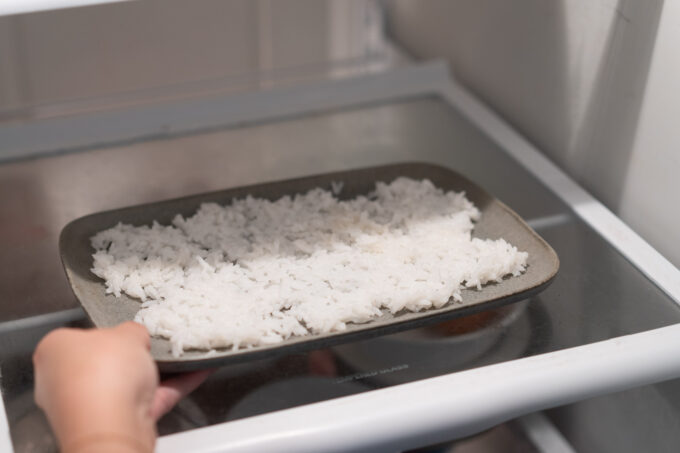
[{"left": 91, "top": 178, "right": 528, "bottom": 356}]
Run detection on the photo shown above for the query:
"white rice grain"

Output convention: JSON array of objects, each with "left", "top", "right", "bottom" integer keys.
[{"left": 91, "top": 178, "right": 528, "bottom": 356}]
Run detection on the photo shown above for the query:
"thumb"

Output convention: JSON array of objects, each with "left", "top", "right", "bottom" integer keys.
[{"left": 150, "top": 369, "right": 213, "bottom": 420}]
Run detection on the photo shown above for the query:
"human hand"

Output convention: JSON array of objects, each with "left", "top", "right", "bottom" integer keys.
[{"left": 33, "top": 322, "right": 211, "bottom": 453}]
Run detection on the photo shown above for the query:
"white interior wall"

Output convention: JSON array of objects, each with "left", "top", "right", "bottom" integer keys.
[
  {"left": 0, "top": 16, "right": 23, "bottom": 112},
  {"left": 0, "top": 0, "right": 373, "bottom": 110},
  {"left": 387, "top": 0, "right": 680, "bottom": 268},
  {"left": 3, "top": 0, "right": 259, "bottom": 105},
  {"left": 618, "top": 0, "right": 680, "bottom": 269}
]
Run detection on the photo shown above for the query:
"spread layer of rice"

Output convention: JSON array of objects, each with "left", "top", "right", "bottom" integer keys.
[{"left": 91, "top": 178, "right": 528, "bottom": 356}]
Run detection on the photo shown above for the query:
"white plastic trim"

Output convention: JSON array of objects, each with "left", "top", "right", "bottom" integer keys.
[
  {"left": 0, "top": 0, "right": 130, "bottom": 16},
  {"left": 516, "top": 413, "right": 577, "bottom": 453},
  {"left": 157, "top": 323, "right": 680, "bottom": 453},
  {"left": 0, "top": 377, "right": 11, "bottom": 453}
]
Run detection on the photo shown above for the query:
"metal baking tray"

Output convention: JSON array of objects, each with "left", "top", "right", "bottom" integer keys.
[{"left": 60, "top": 162, "right": 559, "bottom": 372}]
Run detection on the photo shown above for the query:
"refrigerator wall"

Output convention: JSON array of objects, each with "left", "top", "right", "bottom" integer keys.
[
  {"left": 386, "top": 0, "right": 680, "bottom": 270},
  {"left": 0, "top": 0, "right": 386, "bottom": 117}
]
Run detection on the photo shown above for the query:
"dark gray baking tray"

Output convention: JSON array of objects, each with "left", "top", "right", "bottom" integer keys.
[{"left": 59, "top": 162, "right": 559, "bottom": 372}]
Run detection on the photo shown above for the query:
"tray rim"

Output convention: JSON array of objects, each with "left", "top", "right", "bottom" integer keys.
[{"left": 59, "top": 161, "right": 560, "bottom": 372}]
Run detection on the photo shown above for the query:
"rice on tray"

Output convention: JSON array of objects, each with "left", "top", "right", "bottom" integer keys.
[{"left": 91, "top": 178, "right": 528, "bottom": 356}]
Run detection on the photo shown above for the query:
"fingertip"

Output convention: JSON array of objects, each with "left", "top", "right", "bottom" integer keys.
[
  {"left": 181, "top": 368, "right": 215, "bottom": 385},
  {"left": 152, "top": 369, "right": 213, "bottom": 420}
]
